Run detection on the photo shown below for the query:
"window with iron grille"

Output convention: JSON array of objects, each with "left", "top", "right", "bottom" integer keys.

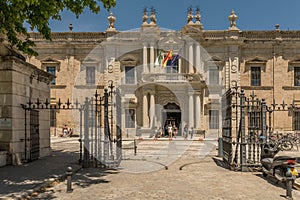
[
  {"left": 86, "top": 66, "right": 95, "bottom": 85},
  {"left": 294, "top": 67, "right": 300, "bottom": 86},
  {"left": 125, "top": 109, "right": 135, "bottom": 128},
  {"left": 46, "top": 66, "right": 56, "bottom": 85},
  {"left": 125, "top": 66, "right": 135, "bottom": 84},
  {"left": 294, "top": 111, "right": 300, "bottom": 131},
  {"left": 251, "top": 67, "right": 261, "bottom": 86},
  {"left": 209, "top": 110, "right": 219, "bottom": 129},
  {"left": 249, "top": 110, "right": 261, "bottom": 130},
  {"left": 209, "top": 67, "right": 219, "bottom": 85},
  {"left": 50, "top": 109, "right": 56, "bottom": 127}
]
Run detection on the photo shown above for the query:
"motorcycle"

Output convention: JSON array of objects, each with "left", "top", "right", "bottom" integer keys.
[{"left": 261, "top": 143, "right": 299, "bottom": 184}]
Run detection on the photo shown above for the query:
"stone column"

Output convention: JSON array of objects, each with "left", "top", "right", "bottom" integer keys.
[
  {"left": 143, "top": 44, "right": 148, "bottom": 73},
  {"left": 195, "top": 94, "right": 201, "bottom": 129},
  {"left": 189, "top": 43, "right": 194, "bottom": 73},
  {"left": 149, "top": 93, "right": 155, "bottom": 128},
  {"left": 149, "top": 44, "right": 154, "bottom": 72},
  {"left": 189, "top": 93, "right": 194, "bottom": 128},
  {"left": 195, "top": 44, "right": 201, "bottom": 73},
  {"left": 143, "top": 94, "right": 149, "bottom": 127}
]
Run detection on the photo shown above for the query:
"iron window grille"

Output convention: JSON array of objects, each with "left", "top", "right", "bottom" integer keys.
[{"left": 251, "top": 66, "right": 261, "bottom": 86}]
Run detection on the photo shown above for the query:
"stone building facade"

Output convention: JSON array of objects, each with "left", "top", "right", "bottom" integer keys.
[
  {"left": 26, "top": 9, "right": 300, "bottom": 139},
  {"left": 0, "top": 43, "right": 53, "bottom": 165}
]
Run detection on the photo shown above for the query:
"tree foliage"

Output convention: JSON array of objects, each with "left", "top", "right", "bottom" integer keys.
[{"left": 0, "top": 0, "right": 116, "bottom": 55}]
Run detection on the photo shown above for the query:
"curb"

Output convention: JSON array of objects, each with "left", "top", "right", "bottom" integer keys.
[
  {"left": 16, "top": 164, "right": 82, "bottom": 199},
  {"left": 295, "top": 180, "right": 300, "bottom": 190}
]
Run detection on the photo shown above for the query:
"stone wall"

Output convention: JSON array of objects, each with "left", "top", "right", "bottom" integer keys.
[{"left": 0, "top": 45, "right": 52, "bottom": 165}]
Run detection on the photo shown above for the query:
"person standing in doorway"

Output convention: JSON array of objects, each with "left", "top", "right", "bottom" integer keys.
[
  {"left": 167, "top": 123, "right": 173, "bottom": 138},
  {"left": 172, "top": 122, "right": 177, "bottom": 138}
]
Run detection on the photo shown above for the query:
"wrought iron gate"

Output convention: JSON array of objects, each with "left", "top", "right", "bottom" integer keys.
[
  {"left": 222, "top": 88, "right": 268, "bottom": 171},
  {"left": 29, "top": 110, "right": 39, "bottom": 161},
  {"left": 21, "top": 83, "right": 122, "bottom": 168},
  {"left": 222, "top": 87, "right": 300, "bottom": 171}
]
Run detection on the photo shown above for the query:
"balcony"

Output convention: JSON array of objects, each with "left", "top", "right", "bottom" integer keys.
[{"left": 142, "top": 73, "right": 204, "bottom": 84}]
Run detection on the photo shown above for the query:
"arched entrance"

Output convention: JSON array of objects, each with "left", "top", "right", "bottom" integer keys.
[{"left": 162, "top": 103, "right": 181, "bottom": 136}]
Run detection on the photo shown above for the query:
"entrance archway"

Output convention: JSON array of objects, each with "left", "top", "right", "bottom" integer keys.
[{"left": 162, "top": 103, "right": 181, "bottom": 136}]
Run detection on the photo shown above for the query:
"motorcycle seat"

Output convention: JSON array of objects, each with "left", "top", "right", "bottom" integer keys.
[{"left": 274, "top": 156, "right": 295, "bottom": 161}]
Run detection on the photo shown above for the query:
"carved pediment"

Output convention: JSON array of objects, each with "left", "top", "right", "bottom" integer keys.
[
  {"left": 119, "top": 54, "right": 139, "bottom": 66},
  {"left": 158, "top": 32, "right": 184, "bottom": 50},
  {"left": 41, "top": 57, "right": 60, "bottom": 64},
  {"left": 204, "top": 56, "right": 225, "bottom": 68},
  {"left": 83, "top": 57, "right": 99, "bottom": 64},
  {"left": 245, "top": 57, "right": 267, "bottom": 64},
  {"left": 41, "top": 57, "right": 61, "bottom": 71}
]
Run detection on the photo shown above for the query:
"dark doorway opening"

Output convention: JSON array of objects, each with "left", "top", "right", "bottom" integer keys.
[{"left": 162, "top": 103, "right": 181, "bottom": 136}]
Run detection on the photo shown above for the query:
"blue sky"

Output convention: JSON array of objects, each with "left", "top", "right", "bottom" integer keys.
[{"left": 49, "top": 0, "right": 300, "bottom": 32}]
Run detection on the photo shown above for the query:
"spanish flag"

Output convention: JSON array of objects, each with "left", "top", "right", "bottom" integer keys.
[{"left": 162, "top": 50, "right": 172, "bottom": 68}]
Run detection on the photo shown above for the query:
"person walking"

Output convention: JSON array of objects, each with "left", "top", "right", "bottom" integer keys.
[
  {"left": 183, "top": 125, "right": 188, "bottom": 140},
  {"left": 190, "top": 127, "right": 194, "bottom": 139}
]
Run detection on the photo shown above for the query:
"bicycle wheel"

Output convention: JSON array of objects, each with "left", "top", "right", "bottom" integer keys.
[{"left": 280, "top": 141, "right": 293, "bottom": 151}]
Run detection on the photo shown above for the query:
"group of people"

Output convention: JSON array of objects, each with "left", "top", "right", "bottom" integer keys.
[
  {"left": 59, "top": 125, "right": 73, "bottom": 137},
  {"left": 153, "top": 123, "right": 194, "bottom": 139}
]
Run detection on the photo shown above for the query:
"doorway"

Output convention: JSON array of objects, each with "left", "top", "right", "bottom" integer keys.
[{"left": 162, "top": 103, "right": 181, "bottom": 136}]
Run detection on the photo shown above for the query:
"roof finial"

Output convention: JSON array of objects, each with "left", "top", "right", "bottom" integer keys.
[
  {"left": 228, "top": 10, "right": 239, "bottom": 30},
  {"left": 187, "top": 7, "right": 194, "bottom": 25},
  {"left": 142, "top": 7, "right": 149, "bottom": 25},
  {"left": 149, "top": 7, "right": 157, "bottom": 25},
  {"left": 194, "top": 7, "right": 203, "bottom": 29},
  {"left": 107, "top": 12, "right": 116, "bottom": 32},
  {"left": 69, "top": 23, "right": 73, "bottom": 32}
]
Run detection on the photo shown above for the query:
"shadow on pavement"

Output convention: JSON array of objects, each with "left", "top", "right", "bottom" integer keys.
[
  {"left": 31, "top": 168, "right": 118, "bottom": 200},
  {"left": 212, "top": 156, "right": 231, "bottom": 170},
  {"left": 254, "top": 173, "right": 288, "bottom": 190},
  {"left": 0, "top": 149, "right": 80, "bottom": 199}
]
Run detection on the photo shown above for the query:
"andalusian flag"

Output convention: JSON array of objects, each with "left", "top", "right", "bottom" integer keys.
[
  {"left": 162, "top": 50, "right": 172, "bottom": 68},
  {"left": 154, "top": 50, "right": 163, "bottom": 67}
]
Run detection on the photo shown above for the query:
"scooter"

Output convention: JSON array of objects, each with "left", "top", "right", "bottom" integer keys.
[{"left": 261, "top": 143, "right": 299, "bottom": 183}]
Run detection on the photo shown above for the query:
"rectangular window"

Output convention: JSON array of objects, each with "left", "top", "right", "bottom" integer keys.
[
  {"left": 249, "top": 110, "right": 261, "bottom": 130},
  {"left": 86, "top": 66, "right": 95, "bottom": 85},
  {"left": 125, "top": 66, "right": 135, "bottom": 84},
  {"left": 50, "top": 109, "right": 56, "bottom": 127},
  {"left": 294, "top": 67, "right": 300, "bottom": 86},
  {"left": 251, "top": 67, "right": 261, "bottom": 86},
  {"left": 46, "top": 66, "right": 56, "bottom": 85},
  {"left": 294, "top": 111, "right": 300, "bottom": 131},
  {"left": 209, "top": 67, "right": 219, "bottom": 85},
  {"left": 125, "top": 109, "right": 135, "bottom": 128},
  {"left": 209, "top": 110, "right": 219, "bottom": 129}
]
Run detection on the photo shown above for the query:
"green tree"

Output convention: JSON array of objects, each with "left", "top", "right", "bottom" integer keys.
[{"left": 0, "top": 0, "right": 116, "bottom": 55}]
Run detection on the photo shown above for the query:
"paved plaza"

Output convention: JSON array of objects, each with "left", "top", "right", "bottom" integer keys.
[{"left": 0, "top": 137, "right": 299, "bottom": 200}]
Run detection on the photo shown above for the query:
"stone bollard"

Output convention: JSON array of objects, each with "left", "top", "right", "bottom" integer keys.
[
  {"left": 66, "top": 167, "right": 73, "bottom": 193},
  {"left": 286, "top": 170, "right": 293, "bottom": 200},
  {"left": 134, "top": 139, "right": 137, "bottom": 156}
]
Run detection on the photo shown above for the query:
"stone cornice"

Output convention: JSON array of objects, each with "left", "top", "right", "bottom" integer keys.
[
  {"left": 241, "top": 86, "right": 273, "bottom": 90},
  {"left": 282, "top": 86, "right": 300, "bottom": 90}
]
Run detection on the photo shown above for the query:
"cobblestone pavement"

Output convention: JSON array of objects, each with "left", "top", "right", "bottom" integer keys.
[{"left": 32, "top": 140, "right": 300, "bottom": 200}]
